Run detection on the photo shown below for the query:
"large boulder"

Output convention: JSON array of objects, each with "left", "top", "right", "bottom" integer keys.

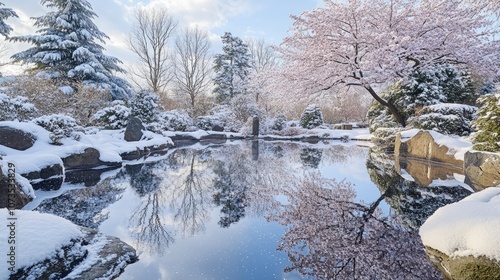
[
  {"left": 62, "top": 148, "right": 121, "bottom": 170},
  {"left": 395, "top": 130, "right": 463, "bottom": 166},
  {"left": 464, "top": 151, "right": 500, "bottom": 190},
  {"left": 0, "top": 126, "right": 36, "bottom": 151},
  {"left": 124, "top": 117, "right": 144, "bottom": 142}
]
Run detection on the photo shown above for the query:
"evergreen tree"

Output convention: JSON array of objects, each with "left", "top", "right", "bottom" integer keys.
[
  {"left": 300, "top": 104, "right": 324, "bottom": 129},
  {"left": 0, "top": 2, "right": 17, "bottom": 37},
  {"left": 130, "top": 90, "right": 161, "bottom": 124},
  {"left": 213, "top": 32, "right": 251, "bottom": 104},
  {"left": 471, "top": 91, "right": 500, "bottom": 152},
  {"left": 10, "top": 0, "right": 131, "bottom": 99}
]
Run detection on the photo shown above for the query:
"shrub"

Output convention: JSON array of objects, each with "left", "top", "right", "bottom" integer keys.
[
  {"left": 130, "top": 90, "right": 161, "bottom": 124},
  {"left": 32, "top": 114, "right": 82, "bottom": 145},
  {"left": 300, "top": 104, "right": 324, "bottom": 129},
  {"left": 0, "top": 76, "right": 111, "bottom": 125},
  {"left": 410, "top": 103, "right": 477, "bottom": 136},
  {"left": 0, "top": 93, "right": 37, "bottom": 121},
  {"left": 196, "top": 115, "right": 223, "bottom": 131},
  {"left": 270, "top": 113, "right": 287, "bottom": 131},
  {"left": 92, "top": 102, "right": 131, "bottom": 129},
  {"left": 471, "top": 93, "right": 500, "bottom": 152},
  {"left": 151, "top": 110, "right": 194, "bottom": 132},
  {"left": 372, "top": 127, "right": 404, "bottom": 147}
]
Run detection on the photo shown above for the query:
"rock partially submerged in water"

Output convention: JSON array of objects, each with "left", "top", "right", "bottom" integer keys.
[{"left": 464, "top": 151, "right": 500, "bottom": 190}]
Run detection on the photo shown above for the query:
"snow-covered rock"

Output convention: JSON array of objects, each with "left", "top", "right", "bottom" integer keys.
[
  {"left": 0, "top": 209, "right": 137, "bottom": 279},
  {"left": 420, "top": 187, "right": 500, "bottom": 279}
]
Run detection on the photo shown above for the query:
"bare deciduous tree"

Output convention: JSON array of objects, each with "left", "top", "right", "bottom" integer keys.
[
  {"left": 246, "top": 38, "right": 278, "bottom": 73},
  {"left": 127, "top": 8, "right": 177, "bottom": 93},
  {"left": 173, "top": 26, "right": 212, "bottom": 116}
]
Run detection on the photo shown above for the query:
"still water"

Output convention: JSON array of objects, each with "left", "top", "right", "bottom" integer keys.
[{"left": 25, "top": 141, "right": 473, "bottom": 279}]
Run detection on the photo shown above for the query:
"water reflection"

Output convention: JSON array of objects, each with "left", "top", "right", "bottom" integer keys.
[
  {"left": 27, "top": 142, "right": 477, "bottom": 279},
  {"left": 366, "top": 147, "right": 472, "bottom": 228},
  {"left": 269, "top": 173, "right": 441, "bottom": 279}
]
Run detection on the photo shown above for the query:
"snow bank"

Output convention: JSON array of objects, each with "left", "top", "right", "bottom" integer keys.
[
  {"left": 0, "top": 209, "right": 83, "bottom": 275},
  {"left": 420, "top": 187, "right": 500, "bottom": 260}
]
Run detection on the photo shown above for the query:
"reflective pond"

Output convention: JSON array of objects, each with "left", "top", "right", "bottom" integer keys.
[{"left": 23, "top": 141, "right": 474, "bottom": 279}]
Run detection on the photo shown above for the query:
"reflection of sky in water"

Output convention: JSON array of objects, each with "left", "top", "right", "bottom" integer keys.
[
  {"left": 95, "top": 143, "right": 384, "bottom": 279},
  {"left": 31, "top": 142, "right": 466, "bottom": 279},
  {"left": 100, "top": 188, "right": 304, "bottom": 280}
]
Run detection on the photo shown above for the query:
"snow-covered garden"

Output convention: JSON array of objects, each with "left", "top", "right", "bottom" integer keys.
[{"left": 0, "top": 0, "right": 499, "bottom": 279}]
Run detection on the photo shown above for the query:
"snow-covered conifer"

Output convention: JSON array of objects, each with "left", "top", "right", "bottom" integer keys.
[
  {"left": 92, "top": 101, "right": 131, "bottom": 129},
  {"left": 130, "top": 90, "right": 161, "bottom": 124},
  {"left": 471, "top": 91, "right": 500, "bottom": 152},
  {"left": 0, "top": 2, "right": 17, "bottom": 37},
  {"left": 213, "top": 32, "right": 251, "bottom": 104},
  {"left": 10, "top": 0, "right": 131, "bottom": 99},
  {"left": 300, "top": 104, "right": 324, "bottom": 129}
]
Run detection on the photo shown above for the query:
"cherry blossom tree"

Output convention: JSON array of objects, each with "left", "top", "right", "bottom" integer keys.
[{"left": 278, "top": 0, "right": 499, "bottom": 126}]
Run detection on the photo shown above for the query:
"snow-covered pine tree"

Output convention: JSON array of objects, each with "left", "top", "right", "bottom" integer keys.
[
  {"left": 0, "top": 2, "right": 17, "bottom": 37},
  {"left": 10, "top": 0, "right": 131, "bottom": 99},
  {"left": 300, "top": 104, "right": 324, "bottom": 129},
  {"left": 130, "top": 90, "right": 161, "bottom": 124},
  {"left": 213, "top": 32, "right": 251, "bottom": 104}
]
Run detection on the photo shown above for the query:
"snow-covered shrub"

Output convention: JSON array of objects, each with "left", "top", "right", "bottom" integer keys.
[
  {"left": 92, "top": 101, "right": 131, "bottom": 129},
  {"left": 151, "top": 110, "right": 194, "bottom": 132},
  {"left": 197, "top": 105, "right": 240, "bottom": 132},
  {"left": 0, "top": 92, "right": 37, "bottom": 121},
  {"left": 410, "top": 103, "right": 477, "bottom": 136},
  {"left": 300, "top": 104, "right": 324, "bottom": 129},
  {"left": 196, "top": 115, "right": 223, "bottom": 131},
  {"left": 372, "top": 127, "right": 404, "bottom": 146},
  {"left": 471, "top": 93, "right": 500, "bottom": 152},
  {"left": 270, "top": 113, "right": 287, "bottom": 131},
  {"left": 32, "top": 114, "right": 81, "bottom": 145},
  {"left": 130, "top": 90, "right": 161, "bottom": 124},
  {"left": 402, "top": 64, "right": 477, "bottom": 110}
]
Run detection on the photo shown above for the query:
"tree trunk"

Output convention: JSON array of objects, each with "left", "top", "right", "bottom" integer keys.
[{"left": 364, "top": 85, "right": 406, "bottom": 127}]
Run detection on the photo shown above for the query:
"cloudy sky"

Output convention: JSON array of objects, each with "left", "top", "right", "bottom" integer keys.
[{"left": 1, "top": 0, "right": 321, "bottom": 73}]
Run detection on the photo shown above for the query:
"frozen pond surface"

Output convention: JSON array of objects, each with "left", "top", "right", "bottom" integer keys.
[{"left": 25, "top": 141, "right": 474, "bottom": 279}]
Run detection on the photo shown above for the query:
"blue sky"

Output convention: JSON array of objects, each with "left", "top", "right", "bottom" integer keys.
[{"left": 1, "top": 0, "right": 321, "bottom": 68}]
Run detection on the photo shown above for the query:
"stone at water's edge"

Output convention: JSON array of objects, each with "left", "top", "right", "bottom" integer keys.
[
  {"left": 10, "top": 227, "right": 138, "bottom": 280},
  {"left": 395, "top": 130, "right": 463, "bottom": 166},
  {"left": 464, "top": 151, "right": 500, "bottom": 190},
  {"left": 22, "top": 163, "right": 64, "bottom": 191},
  {"left": 62, "top": 147, "right": 121, "bottom": 170},
  {"left": 0, "top": 126, "right": 36, "bottom": 151},
  {"left": 0, "top": 167, "right": 31, "bottom": 209},
  {"left": 425, "top": 246, "right": 500, "bottom": 280},
  {"left": 124, "top": 117, "right": 145, "bottom": 142}
]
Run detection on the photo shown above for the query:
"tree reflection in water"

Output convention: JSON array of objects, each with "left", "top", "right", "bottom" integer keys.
[{"left": 269, "top": 173, "right": 441, "bottom": 279}]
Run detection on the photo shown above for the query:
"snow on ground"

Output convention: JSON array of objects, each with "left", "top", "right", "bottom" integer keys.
[
  {"left": 0, "top": 209, "right": 83, "bottom": 277},
  {"left": 420, "top": 187, "right": 500, "bottom": 260}
]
